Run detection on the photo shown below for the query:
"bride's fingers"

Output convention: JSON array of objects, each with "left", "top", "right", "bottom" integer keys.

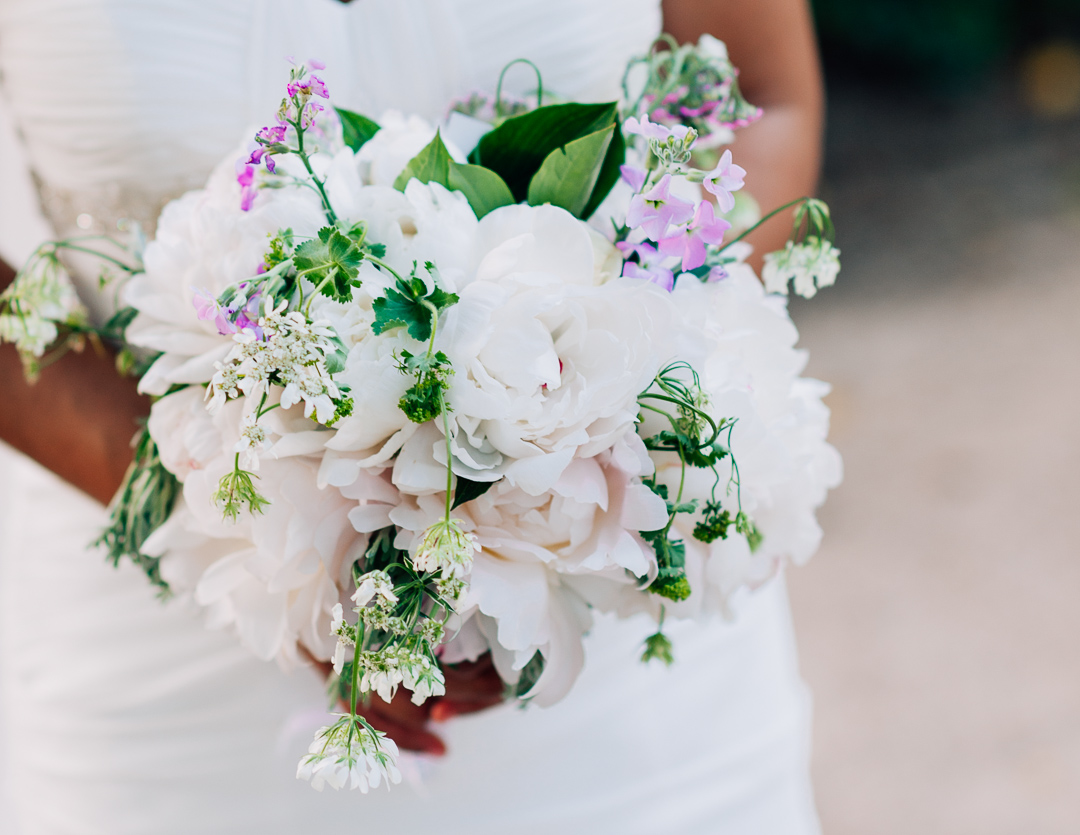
[
  {"left": 441, "top": 654, "right": 505, "bottom": 700},
  {"left": 430, "top": 696, "right": 505, "bottom": 722}
]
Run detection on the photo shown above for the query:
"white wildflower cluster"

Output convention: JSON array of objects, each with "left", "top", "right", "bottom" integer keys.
[
  {"left": 412, "top": 518, "right": 480, "bottom": 579},
  {"left": 329, "top": 567, "right": 446, "bottom": 706},
  {"left": 207, "top": 304, "right": 348, "bottom": 425},
  {"left": 0, "top": 249, "right": 87, "bottom": 358},
  {"left": 353, "top": 570, "right": 398, "bottom": 609},
  {"left": 358, "top": 644, "right": 447, "bottom": 705},
  {"left": 762, "top": 236, "right": 841, "bottom": 299},
  {"left": 234, "top": 411, "right": 270, "bottom": 469},
  {"left": 296, "top": 716, "right": 401, "bottom": 792}
]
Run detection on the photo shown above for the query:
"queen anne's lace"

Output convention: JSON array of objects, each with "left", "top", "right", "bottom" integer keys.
[
  {"left": 207, "top": 304, "right": 346, "bottom": 424},
  {"left": 296, "top": 717, "right": 401, "bottom": 792}
]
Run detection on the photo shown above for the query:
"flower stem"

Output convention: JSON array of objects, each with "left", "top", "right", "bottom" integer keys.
[
  {"left": 440, "top": 389, "right": 453, "bottom": 520},
  {"left": 292, "top": 118, "right": 338, "bottom": 226},
  {"left": 716, "top": 196, "right": 808, "bottom": 253}
]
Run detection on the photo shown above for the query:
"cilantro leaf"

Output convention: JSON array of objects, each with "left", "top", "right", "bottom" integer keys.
[{"left": 293, "top": 227, "right": 364, "bottom": 303}]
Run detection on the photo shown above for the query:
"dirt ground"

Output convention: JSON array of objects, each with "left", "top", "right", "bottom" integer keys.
[{"left": 786, "top": 79, "right": 1080, "bottom": 833}]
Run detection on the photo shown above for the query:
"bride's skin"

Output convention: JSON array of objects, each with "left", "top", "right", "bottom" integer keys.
[{"left": 0, "top": 0, "right": 822, "bottom": 754}]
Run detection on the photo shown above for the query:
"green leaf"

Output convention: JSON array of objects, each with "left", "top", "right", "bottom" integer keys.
[
  {"left": 393, "top": 131, "right": 453, "bottom": 192},
  {"left": 372, "top": 275, "right": 459, "bottom": 342},
  {"left": 392, "top": 132, "right": 514, "bottom": 219},
  {"left": 581, "top": 122, "right": 625, "bottom": 219},
  {"left": 447, "top": 163, "right": 514, "bottom": 218},
  {"left": 470, "top": 102, "right": 619, "bottom": 202},
  {"left": 451, "top": 476, "right": 497, "bottom": 509},
  {"left": 526, "top": 125, "right": 614, "bottom": 217},
  {"left": 511, "top": 650, "right": 545, "bottom": 699},
  {"left": 293, "top": 227, "right": 364, "bottom": 303},
  {"left": 336, "top": 107, "right": 381, "bottom": 152}
]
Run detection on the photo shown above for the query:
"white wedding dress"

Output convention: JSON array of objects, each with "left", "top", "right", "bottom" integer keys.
[{"left": 0, "top": 1, "right": 820, "bottom": 832}]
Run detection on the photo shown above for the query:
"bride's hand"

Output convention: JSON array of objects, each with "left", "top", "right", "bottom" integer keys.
[
  {"left": 0, "top": 257, "right": 150, "bottom": 504},
  {"left": 312, "top": 652, "right": 506, "bottom": 755}
]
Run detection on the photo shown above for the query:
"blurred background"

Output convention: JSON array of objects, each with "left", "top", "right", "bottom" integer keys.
[{"left": 789, "top": 1, "right": 1080, "bottom": 831}]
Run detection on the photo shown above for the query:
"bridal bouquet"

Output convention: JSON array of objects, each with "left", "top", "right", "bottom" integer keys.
[{"left": 1, "top": 37, "right": 841, "bottom": 792}]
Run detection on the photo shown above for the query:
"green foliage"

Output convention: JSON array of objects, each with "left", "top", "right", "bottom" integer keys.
[
  {"left": 213, "top": 462, "right": 270, "bottom": 521},
  {"left": 581, "top": 126, "right": 625, "bottom": 220},
  {"left": 693, "top": 500, "right": 732, "bottom": 544},
  {"left": 372, "top": 267, "right": 459, "bottom": 343},
  {"left": 393, "top": 132, "right": 514, "bottom": 218},
  {"left": 396, "top": 350, "right": 454, "bottom": 424},
  {"left": 263, "top": 228, "right": 295, "bottom": 270},
  {"left": 328, "top": 395, "right": 354, "bottom": 427},
  {"left": 644, "top": 429, "right": 729, "bottom": 470},
  {"left": 293, "top": 226, "right": 364, "bottom": 302},
  {"left": 736, "top": 511, "right": 763, "bottom": 553},
  {"left": 447, "top": 163, "right": 515, "bottom": 218},
  {"left": 641, "top": 630, "right": 675, "bottom": 665},
  {"left": 526, "top": 125, "right": 615, "bottom": 217},
  {"left": 451, "top": 476, "right": 496, "bottom": 509},
  {"left": 645, "top": 535, "right": 691, "bottom": 602},
  {"left": 511, "top": 650, "right": 545, "bottom": 699},
  {"left": 336, "top": 107, "right": 381, "bottom": 152},
  {"left": 93, "top": 425, "right": 180, "bottom": 595},
  {"left": 639, "top": 478, "right": 693, "bottom": 602},
  {"left": 469, "top": 101, "right": 625, "bottom": 218},
  {"left": 393, "top": 131, "right": 454, "bottom": 191}
]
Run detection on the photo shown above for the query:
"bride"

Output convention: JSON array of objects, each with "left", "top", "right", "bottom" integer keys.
[{"left": 0, "top": 0, "right": 827, "bottom": 832}]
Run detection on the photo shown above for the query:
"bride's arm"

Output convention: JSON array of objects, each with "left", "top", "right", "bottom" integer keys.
[
  {"left": 662, "top": 0, "right": 825, "bottom": 268},
  {"left": 0, "top": 256, "right": 150, "bottom": 505}
]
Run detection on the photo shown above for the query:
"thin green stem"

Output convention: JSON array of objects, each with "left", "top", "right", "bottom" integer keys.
[
  {"left": 440, "top": 389, "right": 454, "bottom": 520},
  {"left": 349, "top": 617, "right": 366, "bottom": 718},
  {"left": 495, "top": 58, "right": 544, "bottom": 118},
  {"left": 291, "top": 117, "right": 338, "bottom": 225},
  {"left": 365, "top": 256, "right": 405, "bottom": 283},
  {"left": 717, "top": 197, "right": 809, "bottom": 252}
]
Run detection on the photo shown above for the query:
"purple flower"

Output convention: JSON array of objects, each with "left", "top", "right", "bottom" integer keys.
[
  {"left": 689, "top": 200, "right": 731, "bottom": 246},
  {"left": 657, "top": 230, "right": 707, "bottom": 271},
  {"left": 625, "top": 113, "right": 691, "bottom": 143},
  {"left": 287, "top": 74, "right": 330, "bottom": 100},
  {"left": 616, "top": 239, "right": 660, "bottom": 261},
  {"left": 193, "top": 288, "right": 234, "bottom": 335},
  {"left": 236, "top": 162, "right": 257, "bottom": 212},
  {"left": 626, "top": 174, "right": 695, "bottom": 240},
  {"left": 300, "top": 101, "right": 324, "bottom": 129},
  {"left": 619, "top": 164, "right": 647, "bottom": 193},
  {"left": 622, "top": 260, "right": 674, "bottom": 292},
  {"left": 706, "top": 264, "right": 729, "bottom": 282},
  {"left": 257, "top": 123, "right": 288, "bottom": 144},
  {"left": 656, "top": 201, "right": 731, "bottom": 271},
  {"left": 308, "top": 59, "right": 326, "bottom": 71},
  {"left": 702, "top": 150, "right": 746, "bottom": 213}
]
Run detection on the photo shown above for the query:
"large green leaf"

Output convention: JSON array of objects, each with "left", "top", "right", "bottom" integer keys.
[
  {"left": 394, "top": 132, "right": 514, "bottom": 219},
  {"left": 336, "top": 107, "right": 381, "bottom": 152},
  {"left": 393, "top": 131, "right": 453, "bottom": 192},
  {"left": 447, "top": 163, "right": 514, "bottom": 218},
  {"left": 581, "top": 123, "right": 626, "bottom": 220},
  {"left": 526, "top": 126, "right": 614, "bottom": 217},
  {"left": 469, "top": 102, "right": 619, "bottom": 202}
]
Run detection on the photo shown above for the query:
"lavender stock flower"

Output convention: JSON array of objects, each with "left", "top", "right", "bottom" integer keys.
[
  {"left": 702, "top": 150, "right": 746, "bottom": 214},
  {"left": 626, "top": 174, "right": 695, "bottom": 240}
]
